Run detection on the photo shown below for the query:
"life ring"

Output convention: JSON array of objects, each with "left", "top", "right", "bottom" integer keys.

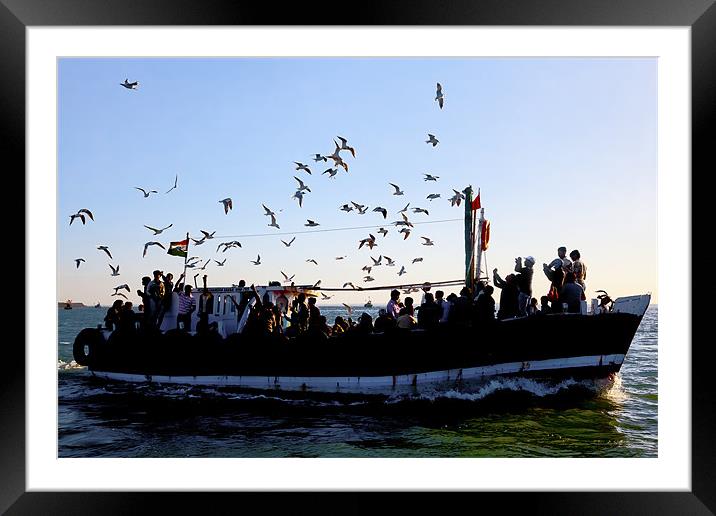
[
  {"left": 481, "top": 220, "right": 491, "bottom": 250},
  {"left": 72, "top": 328, "right": 104, "bottom": 367}
]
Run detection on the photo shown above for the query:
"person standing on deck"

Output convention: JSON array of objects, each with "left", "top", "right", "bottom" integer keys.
[
  {"left": 435, "top": 290, "right": 451, "bottom": 324},
  {"left": 146, "top": 270, "right": 164, "bottom": 329},
  {"left": 514, "top": 256, "right": 535, "bottom": 316},
  {"left": 569, "top": 250, "right": 587, "bottom": 290},
  {"left": 560, "top": 272, "right": 584, "bottom": 313},
  {"left": 176, "top": 284, "right": 196, "bottom": 331},
  {"left": 493, "top": 269, "right": 520, "bottom": 320},
  {"left": 387, "top": 289, "right": 402, "bottom": 320},
  {"left": 136, "top": 276, "right": 152, "bottom": 329},
  {"left": 156, "top": 272, "right": 174, "bottom": 328}
]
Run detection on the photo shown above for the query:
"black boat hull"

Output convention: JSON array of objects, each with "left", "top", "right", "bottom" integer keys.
[{"left": 75, "top": 313, "right": 642, "bottom": 395}]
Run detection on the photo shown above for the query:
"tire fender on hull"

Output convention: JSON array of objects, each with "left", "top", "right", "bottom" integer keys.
[{"left": 73, "top": 328, "right": 104, "bottom": 367}]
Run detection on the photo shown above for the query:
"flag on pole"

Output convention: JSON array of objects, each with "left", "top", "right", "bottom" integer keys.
[
  {"left": 167, "top": 239, "right": 188, "bottom": 258},
  {"left": 471, "top": 188, "right": 481, "bottom": 210}
]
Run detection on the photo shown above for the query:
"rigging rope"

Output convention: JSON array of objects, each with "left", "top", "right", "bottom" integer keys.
[
  {"left": 211, "top": 218, "right": 462, "bottom": 239},
  {"left": 312, "top": 279, "right": 466, "bottom": 292}
]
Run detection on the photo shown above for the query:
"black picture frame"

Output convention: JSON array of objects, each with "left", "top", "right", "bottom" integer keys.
[{"left": 6, "top": 0, "right": 708, "bottom": 513}]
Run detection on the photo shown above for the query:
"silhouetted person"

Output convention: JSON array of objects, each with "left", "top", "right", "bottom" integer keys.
[
  {"left": 417, "top": 292, "right": 440, "bottom": 329},
  {"left": 104, "top": 300, "right": 123, "bottom": 330},
  {"left": 473, "top": 285, "right": 496, "bottom": 324},
  {"left": 493, "top": 269, "right": 520, "bottom": 320}
]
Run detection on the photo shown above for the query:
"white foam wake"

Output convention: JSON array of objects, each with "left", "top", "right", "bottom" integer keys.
[{"left": 58, "top": 359, "right": 86, "bottom": 370}]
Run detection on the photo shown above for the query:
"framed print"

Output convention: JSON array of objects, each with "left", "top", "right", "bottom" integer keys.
[{"left": 5, "top": 0, "right": 710, "bottom": 513}]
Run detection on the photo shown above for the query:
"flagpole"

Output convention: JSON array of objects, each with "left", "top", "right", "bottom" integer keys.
[{"left": 182, "top": 232, "right": 189, "bottom": 285}]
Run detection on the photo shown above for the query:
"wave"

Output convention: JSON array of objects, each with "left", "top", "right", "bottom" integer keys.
[{"left": 58, "top": 359, "right": 86, "bottom": 371}]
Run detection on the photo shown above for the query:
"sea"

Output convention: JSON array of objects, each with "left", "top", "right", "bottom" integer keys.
[{"left": 58, "top": 305, "right": 657, "bottom": 458}]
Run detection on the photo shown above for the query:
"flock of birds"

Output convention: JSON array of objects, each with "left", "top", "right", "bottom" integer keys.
[{"left": 69, "top": 79, "right": 473, "bottom": 302}]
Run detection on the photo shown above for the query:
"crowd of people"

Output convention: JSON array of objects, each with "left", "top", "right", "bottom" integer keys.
[{"left": 102, "top": 245, "right": 589, "bottom": 337}]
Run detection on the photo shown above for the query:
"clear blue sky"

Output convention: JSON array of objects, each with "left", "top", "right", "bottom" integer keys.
[{"left": 58, "top": 57, "right": 656, "bottom": 306}]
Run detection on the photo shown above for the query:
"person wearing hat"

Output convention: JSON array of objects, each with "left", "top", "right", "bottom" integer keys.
[{"left": 514, "top": 256, "right": 535, "bottom": 316}]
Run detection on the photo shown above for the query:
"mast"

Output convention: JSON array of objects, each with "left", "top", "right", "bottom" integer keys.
[{"left": 463, "top": 186, "right": 475, "bottom": 292}]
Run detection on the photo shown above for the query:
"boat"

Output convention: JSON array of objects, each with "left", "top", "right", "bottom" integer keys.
[
  {"left": 72, "top": 188, "right": 651, "bottom": 398},
  {"left": 364, "top": 298, "right": 373, "bottom": 308},
  {"left": 94, "top": 302, "right": 101, "bottom": 308},
  {"left": 64, "top": 300, "right": 73, "bottom": 310}
]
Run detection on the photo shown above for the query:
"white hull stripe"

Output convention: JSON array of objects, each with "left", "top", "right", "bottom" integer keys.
[{"left": 91, "top": 354, "right": 625, "bottom": 394}]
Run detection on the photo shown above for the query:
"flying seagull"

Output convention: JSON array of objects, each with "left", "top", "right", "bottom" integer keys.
[
  {"left": 384, "top": 256, "right": 396, "bottom": 267},
  {"left": 251, "top": 255, "right": 261, "bottom": 265},
  {"left": 362, "top": 265, "right": 372, "bottom": 273},
  {"left": 292, "top": 190, "right": 305, "bottom": 208},
  {"left": 363, "top": 276, "right": 375, "bottom": 282},
  {"left": 435, "top": 82, "right": 444, "bottom": 109},
  {"left": 343, "top": 282, "right": 356, "bottom": 289},
  {"left": 370, "top": 255, "right": 383, "bottom": 266},
  {"left": 281, "top": 271, "right": 295, "bottom": 282},
  {"left": 399, "top": 228, "right": 411, "bottom": 240},
  {"left": 69, "top": 213, "right": 86, "bottom": 225},
  {"left": 313, "top": 154, "right": 328, "bottom": 162},
  {"left": 340, "top": 204, "right": 354, "bottom": 212},
  {"left": 426, "top": 134, "right": 439, "bottom": 147},
  {"left": 426, "top": 193, "right": 441, "bottom": 201},
  {"left": 398, "top": 203, "right": 410, "bottom": 214},
  {"left": 335, "top": 256, "right": 346, "bottom": 260},
  {"left": 135, "top": 187, "right": 158, "bottom": 198},
  {"left": 423, "top": 173, "right": 439, "bottom": 181},
  {"left": 112, "top": 292, "right": 129, "bottom": 299},
  {"left": 412, "top": 207, "right": 429, "bottom": 216},
  {"left": 449, "top": 189, "right": 465, "bottom": 207},
  {"left": 358, "top": 234, "right": 377, "bottom": 250},
  {"left": 336, "top": 136, "right": 356, "bottom": 158},
  {"left": 219, "top": 198, "right": 233, "bottom": 214},
  {"left": 305, "top": 219, "right": 319, "bottom": 227},
  {"left": 165, "top": 174, "right": 178, "bottom": 194},
  {"left": 294, "top": 176, "right": 311, "bottom": 192},
  {"left": 262, "top": 204, "right": 276, "bottom": 217},
  {"left": 373, "top": 207, "right": 388, "bottom": 219},
  {"left": 144, "top": 223, "right": 173, "bottom": 235},
  {"left": 421, "top": 237, "right": 435, "bottom": 246},
  {"left": 412, "top": 257, "right": 424, "bottom": 264},
  {"left": 313, "top": 280, "right": 322, "bottom": 288},
  {"left": 398, "top": 266, "right": 407, "bottom": 276},
  {"left": 120, "top": 78, "right": 139, "bottom": 90},
  {"left": 389, "top": 183, "right": 404, "bottom": 195},
  {"left": 74, "top": 258, "right": 85, "bottom": 269},
  {"left": 200, "top": 230, "right": 216, "bottom": 240},
  {"left": 294, "top": 162, "right": 312, "bottom": 174},
  {"left": 113, "top": 284, "right": 130, "bottom": 294},
  {"left": 377, "top": 227, "right": 389, "bottom": 237},
  {"left": 97, "top": 245, "right": 112, "bottom": 259},
  {"left": 77, "top": 208, "right": 94, "bottom": 221},
  {"left": 109, "top": 263, "right": 120, "bottom": 276},
  {"left": 320, "top": 292, "right": 332, "bottom": 300},
  {"left": 342, "top": 303, "right": 353, "bottom": 315},
  {"left": 268, "top": 213, "right": 280, "bottom": 229},
  {"left": 306, "top": 259, "right": 318, "bottom": 265},
  {"left": 281, "top": 237, "right": 296, "bottom": 247},
  {"left": 328, "top": 140, "right": 349, "bottom": 171},
  {"left": 214, "top": 258, "right": 226, "bottom": 266},
  {"left": 143, "top": 241, "right": 166, "bottom": 257},
  {"left": 323, "top": 168, "right": 338, "bottom": 178},
  {"left": 191, "top": 237, "right": 206, "bottom": 246}
]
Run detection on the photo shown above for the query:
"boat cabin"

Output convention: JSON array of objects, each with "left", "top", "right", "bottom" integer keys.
[{"left": 158, "top": 284, "right": 319, "bottom": 337}]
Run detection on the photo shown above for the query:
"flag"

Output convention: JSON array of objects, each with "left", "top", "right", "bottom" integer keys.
[
  {"left": 471, "top": 188, "right": 481, "bottom": 210},
  {"left": 167, "top": 239, "right": 188, "bottom": 258}
]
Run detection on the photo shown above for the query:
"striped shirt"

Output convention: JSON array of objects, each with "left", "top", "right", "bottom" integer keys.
[{"left": 177, "top": 292, "right": 196, "bottom": 314}]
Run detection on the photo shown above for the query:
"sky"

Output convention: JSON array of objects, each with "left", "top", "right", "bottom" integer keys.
[{"left": 58, "top": 57, "right": 657, "bottom": 307}]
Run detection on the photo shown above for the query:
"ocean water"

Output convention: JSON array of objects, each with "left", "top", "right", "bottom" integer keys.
[{"left": 58, "top": 305, "right": 657, "bottom": 458}]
